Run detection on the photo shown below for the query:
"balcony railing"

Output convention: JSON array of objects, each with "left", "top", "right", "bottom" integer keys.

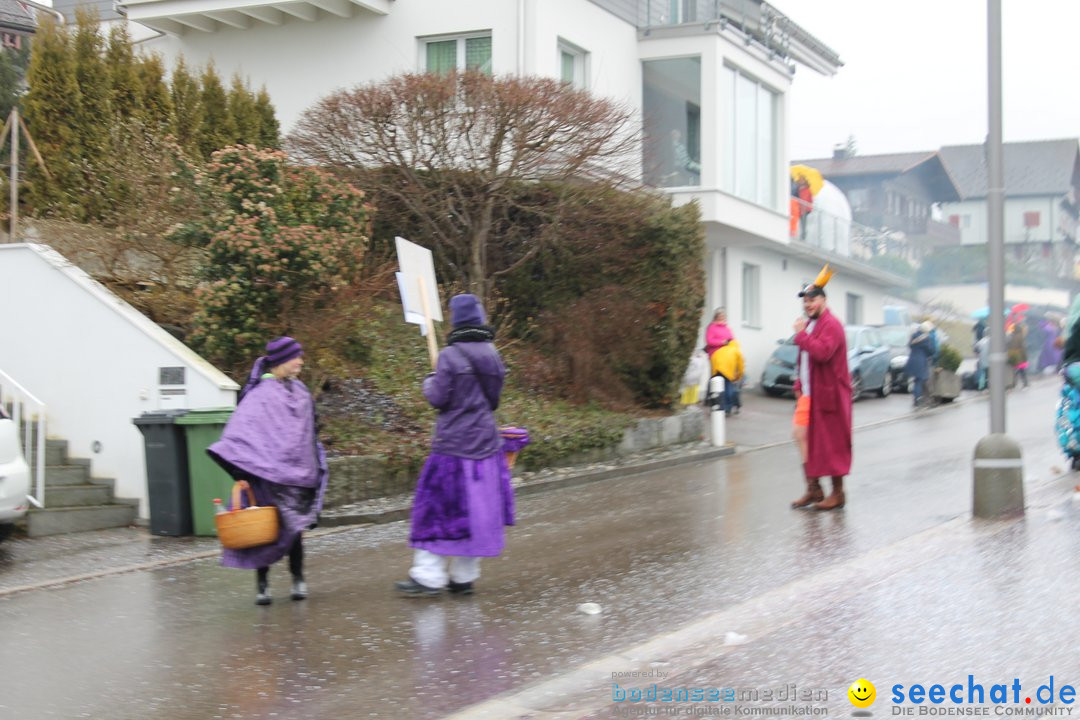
[
  {"left": 791, "top": 196, "right": 915, "bottom": 281},
  {"left": 637, "top": 0, "right": 842, "bottom": 75}
]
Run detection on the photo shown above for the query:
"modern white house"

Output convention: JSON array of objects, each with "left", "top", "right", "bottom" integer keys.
[{"left": 99, "top": 0, "right": 907, "bottom": 377}]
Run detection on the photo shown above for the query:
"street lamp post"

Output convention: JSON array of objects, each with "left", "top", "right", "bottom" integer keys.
[{"left": 973, "top": 0, "right": 1023, "bottom": 518}]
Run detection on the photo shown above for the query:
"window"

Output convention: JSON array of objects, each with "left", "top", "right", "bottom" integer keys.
[
  {"left": 1023, "top": 211, "right": 1041, "bottom": 228},
  {"left": 666, "top": 0, "right": 696, "bottom": 23},
  {"left": 558, "top": 40, "right": 588, "bottom": 89},
  {"left": 846, "top": 293, "right": 863, "bottom": 325},
  {"left": 642, "top": 57, "right": 702, "bottom": 187},
  {"left": 423, "top": 33, "right": 492, "bottom": 75},
  {"left": 722, "top": 66, "right": 778, "bottom": 207},
  {"left": 742, "top": 263, "right": 761, "bottom": 327}
]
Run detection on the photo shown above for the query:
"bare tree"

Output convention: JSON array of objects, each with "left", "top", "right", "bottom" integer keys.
[{"left": 288, "top": 71, "right": 639, "bottom": 299}]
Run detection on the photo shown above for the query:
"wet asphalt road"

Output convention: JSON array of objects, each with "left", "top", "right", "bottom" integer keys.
[{"left": 0, "top": 380, "right": 1074, "bottom": 719}]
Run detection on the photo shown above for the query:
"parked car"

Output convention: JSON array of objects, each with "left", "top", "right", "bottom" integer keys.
[
  {"left": 846, "top": 325, "right": 893, "bottom": 398},
  {"left": 874, "top": 324, "right": 914, "bottom": 392},
  {"left": 0, "top": 408, "right": 30, "bottom": 542},
  {"left": 760, "top": 337, "right": 799, "bottom": 397},
  {"left": 760, "top": 326, "right": 892, "bottom": 400}
]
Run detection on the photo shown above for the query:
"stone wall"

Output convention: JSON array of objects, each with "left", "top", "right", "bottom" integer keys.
[{"left": 322, "top": 407, "right": 707, "bottom": 508}]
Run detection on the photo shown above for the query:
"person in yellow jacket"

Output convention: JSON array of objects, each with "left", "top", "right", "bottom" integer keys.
[{"left": 710, "top": 338, "right": 745, "bottom": 416}]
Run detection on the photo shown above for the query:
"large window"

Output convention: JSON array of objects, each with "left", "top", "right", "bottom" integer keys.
[
  {"left": 423, "top": 33, "right": 492, "bottom": 75},
  {"left": 642, "top": 57, "right": 702, "bottom": 188},
  {"left": 722, "top": 66, "right": 778, "bottom": 207},
  {"left": 742, "top": 263, "right": 761, "bottom": 327},
  {"left": 558, "top": 39, "right": 588, "bottom": 89}
]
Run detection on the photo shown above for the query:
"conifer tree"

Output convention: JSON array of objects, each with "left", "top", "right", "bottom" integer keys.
[
  {"left": 106, "top": 23, "right": 139, "bottom": 121},
  {"left": 22, "top": 16, "right": 81, "bottom": 214},
  {"left": 254, "top": 86, "right": 280, "bottom": 149},
  {"left": 72, "top": 7, "right": 110, "bottom": 220},
  {"left": 0, "top": 42, "right": 29, "bottom": 121},
  {"left": 169, "top": 56, "right": 202, "bottom": 158},
  {"left": 137, "top": 53, "right": 172, "bottom": 129},
  {"left": 226, "top": 73, "right": 259, "bottom": 145},
  {"left": 198, "top": 63, "right": 233, "bottom": 160}
]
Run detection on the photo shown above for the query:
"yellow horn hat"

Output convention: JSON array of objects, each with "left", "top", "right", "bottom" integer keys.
[{"left": 813, "top": 263, "right": 833, "bottom": 288}]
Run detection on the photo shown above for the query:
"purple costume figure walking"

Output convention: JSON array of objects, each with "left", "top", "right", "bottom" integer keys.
[
  {"left": 208, "top": 337, "right": 329, "bottom": 606},
  {"left": 396, "top": 294, "right": 515, "bottom": 597}
]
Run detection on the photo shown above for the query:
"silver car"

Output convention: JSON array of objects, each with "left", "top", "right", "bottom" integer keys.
[
  {"left": 0, "top": 410, "right": 30, "bottom": 541},
  {"left": 845, "top": 326, "right": 893, "bottom": 399}
]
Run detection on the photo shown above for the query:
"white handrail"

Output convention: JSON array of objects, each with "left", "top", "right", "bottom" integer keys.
[{"left": 0, "top": 367, "right": 46, "bottom": 509}]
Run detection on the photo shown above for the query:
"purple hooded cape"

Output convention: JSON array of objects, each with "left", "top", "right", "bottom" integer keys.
[
  {"left": 208, "top": 376, "right": 329, "bottom": 569},
  {"left": 208, "top": 377, "right": 327, "bottom": 497}
]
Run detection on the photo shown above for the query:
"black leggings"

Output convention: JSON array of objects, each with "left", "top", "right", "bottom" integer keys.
[{"left": 256, "top": 535, "right": 304, "bottom": 586}]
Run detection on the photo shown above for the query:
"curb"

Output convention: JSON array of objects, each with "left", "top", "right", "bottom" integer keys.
[{"left": 319, "top": 444, "right": 737, "bottom": 527}]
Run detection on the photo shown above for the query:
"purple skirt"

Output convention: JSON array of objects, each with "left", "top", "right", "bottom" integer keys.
[
  {"left": 221, "top": 479, "right": 317, "bottom": 570},
  {"left": 409, "top": 451, "right": 514, "bottom": 557}
]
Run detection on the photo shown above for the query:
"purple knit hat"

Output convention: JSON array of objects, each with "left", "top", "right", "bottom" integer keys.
[
  {"left": 265, "top": 336, "right": 303, "bottom": 367},
  {"left": 449, "top": 294, "right": 486, "bottom": 327}
]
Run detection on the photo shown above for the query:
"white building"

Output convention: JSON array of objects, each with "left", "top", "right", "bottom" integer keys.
[
  {"left": 97, "top": 0, "right": 906, "bottom": 376},
  {"left": 938, "top": 139, "right": 1080, "bottom": 281}
]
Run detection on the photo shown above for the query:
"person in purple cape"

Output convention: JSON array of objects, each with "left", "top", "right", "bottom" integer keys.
[
  {"left": 395, "top": 293, "right": 514, "bottom": 597},
  {"left": 208, "top": 336, "right": 328, "bottom": 606}
]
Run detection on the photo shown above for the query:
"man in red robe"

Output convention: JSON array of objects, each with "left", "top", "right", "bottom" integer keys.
[{"left": 789, "top": 273, "right": 852, "bottom": 511}]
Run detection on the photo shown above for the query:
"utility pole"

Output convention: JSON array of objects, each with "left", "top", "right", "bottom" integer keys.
[
  {"left": 10, "top": 106, "right": 18, "bottom": 241},
  {"left": 972, "top": 0, "right": 1023, "bottom": 518},
  {"left": 0, "top": 108, "right": 51, "bottom": 243}
]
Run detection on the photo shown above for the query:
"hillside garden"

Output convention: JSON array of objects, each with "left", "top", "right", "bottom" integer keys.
[{"left": 10, "top": 25, "right": 706, "bottom": 475}]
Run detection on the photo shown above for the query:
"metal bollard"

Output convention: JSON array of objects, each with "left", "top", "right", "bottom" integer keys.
[
  {"left": 972, "top": 433, "right": 1024, "bottom": 518},
  {"left": 708, "top": 375, "right": 726, "bottom": 446}
]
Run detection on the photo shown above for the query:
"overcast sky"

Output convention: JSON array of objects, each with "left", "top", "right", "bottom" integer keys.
[{"left": 768, "top": 0, "right": 1080, "bottom": 161}]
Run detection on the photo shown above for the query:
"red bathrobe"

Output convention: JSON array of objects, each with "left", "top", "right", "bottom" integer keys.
[{"left": 793, "top": 308, "right": 853, "bottom": 477}]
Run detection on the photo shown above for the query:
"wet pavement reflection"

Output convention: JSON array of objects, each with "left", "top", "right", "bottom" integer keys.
[{"left": 0, "top": 380, "right": 1071, "bottom": 718}]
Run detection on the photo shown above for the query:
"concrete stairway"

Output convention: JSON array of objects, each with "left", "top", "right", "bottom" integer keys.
[{"left": 21, "top": 438, "right": 138, "bottom": 537}]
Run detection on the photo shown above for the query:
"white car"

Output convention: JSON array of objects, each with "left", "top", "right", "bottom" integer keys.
[{"left": 0, "top": 411, "right": 30, "bottom": 541}]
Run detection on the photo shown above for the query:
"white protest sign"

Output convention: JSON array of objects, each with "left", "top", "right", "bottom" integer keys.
[
  {"left": 395, "top": 236, "right": 442, "bottom": 323},
  {"left": 395, "top": 236, "right": 442, "bottom": 368}
]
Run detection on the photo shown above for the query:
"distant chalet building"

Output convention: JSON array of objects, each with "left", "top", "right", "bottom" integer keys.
[
  {"left": 797, "top": 148, "right": 962, "bottom": 263},
  {"left": 0, "top": 0, "right": 37, "bottom": 49}
]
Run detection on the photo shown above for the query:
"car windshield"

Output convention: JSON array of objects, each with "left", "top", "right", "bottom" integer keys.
[
  {"left": 878, "top": 327, "right": 909, "bottom": 348},
  {"left": 773, "top": 341, "right": 798, "bottom": 365},
  {"left": 845, "top": 329, "right": 859, "bottom": 348}
]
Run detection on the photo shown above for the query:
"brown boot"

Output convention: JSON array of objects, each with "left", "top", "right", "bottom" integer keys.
[
  {"left": 814, "top": 476, "right": 846, "bottom": 511},
  {"left": 791, "top": 467, "right": 824, "bottom": 508}
]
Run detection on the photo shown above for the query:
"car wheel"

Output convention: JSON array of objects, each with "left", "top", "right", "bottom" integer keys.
[
  {"left": 0, "top": 524, "right": 13, "bottom": 543},
  {"left": 763, "top": 387, "right": 784, "bottom": 397},
  {"left": 878, "top": 373, "right": 892, "bottom": 397},
  {"left": 851, "top": 372, "right": 863, "bottom": 399}
]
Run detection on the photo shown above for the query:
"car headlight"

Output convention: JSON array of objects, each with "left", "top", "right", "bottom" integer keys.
[{"left": 891, "top": 356, "right": 907, "bottom": 370}]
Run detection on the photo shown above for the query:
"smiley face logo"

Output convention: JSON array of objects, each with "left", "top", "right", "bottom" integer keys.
[{"left": 848, "top": 679, "right": 876, "bottom": 708}]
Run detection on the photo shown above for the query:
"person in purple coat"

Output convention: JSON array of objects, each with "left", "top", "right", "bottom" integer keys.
[
  {"left": 208, "top": 336, "right": 328, "bottom": 606},
  {"left": 395, "top": 294, "right": 514, "bottom": 597}
]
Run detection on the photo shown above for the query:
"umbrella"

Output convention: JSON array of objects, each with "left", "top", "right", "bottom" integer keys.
[
  {"left": 971, "top": 306, "right": 990, "bottom": 320},
  {"left": 790, "top": 165, "right": 825, "bottom": 196}
]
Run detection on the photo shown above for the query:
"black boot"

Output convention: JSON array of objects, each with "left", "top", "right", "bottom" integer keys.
[
  {"left": 288, "top": 537, "right": 307, "bottom": 601},
  {"left": 255, "top": 568, "right": 271, "bottom": 606}
]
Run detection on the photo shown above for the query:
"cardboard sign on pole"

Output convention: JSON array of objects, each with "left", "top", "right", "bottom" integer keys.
[{"left": 394, "top": 236, "right": 442, "bottom": 369}]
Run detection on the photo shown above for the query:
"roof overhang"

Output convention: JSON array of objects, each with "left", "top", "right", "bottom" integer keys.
[{"left": 118, "top": 0, "right": 390, "bottom": 34}]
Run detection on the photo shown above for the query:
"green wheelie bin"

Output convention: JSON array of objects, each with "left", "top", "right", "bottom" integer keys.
[{"left": 176, "top": 408, "right": 235, "bottom": 536}]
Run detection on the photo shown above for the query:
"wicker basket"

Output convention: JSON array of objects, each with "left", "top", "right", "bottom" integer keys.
[{"left": 216, "top": 480, "right": 279, "bottom": 550}]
